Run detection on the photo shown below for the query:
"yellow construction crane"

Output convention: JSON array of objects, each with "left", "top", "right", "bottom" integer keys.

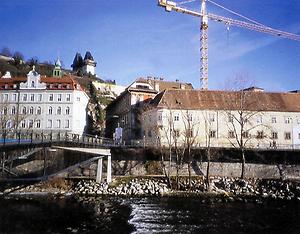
[{"left": 158, "top": 0, "right": 300, "bottom": 90}]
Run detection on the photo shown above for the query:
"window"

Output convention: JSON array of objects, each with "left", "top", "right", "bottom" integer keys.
[
  {"left": 37, "top": 107, "right": 41, "bottom": 115},
  {"left": 65, "top": 120, "right": 70, "bottom": 128},
  {"left": 173, "top": 130, "right": 180, "bottom": 137},
  {"left": 57, "top": 107, "right": 61, "bottom": 115},
  {"left": 242, "top": 131, "right": 249, "bottom": 138},
  {"left": 23, "top": 94, "right": 27, "bottom": 101},
  {"left": 256, "top": 116, "right": 263, "bottom": 124},
  {"left": 29, "top": 106, "right": 34, "bottom": 115},
  {"left": 209, "top": 113, "right": 215, "bottom": 122},
  {"left": 31, "top": 81, "right": 35, "bottom": 88},
  {"left": 285, "top": 132, "right": 291, "bottom": 140},
  {"left": 49, "top": 94, "right": 53, "bottom": 101},
  {"left": 47, "top": 120, "right": 52, "bottom": 128},
  {"left": 56, "top": 119, "right": 61, "bottom": 128},
  {"left": 22, "top": 107, "right": 26, "bottom": 114},
  {"left": 174, "top": 115, "right": 179, "bottom": 121},
  {"left": 38, "top": 94, "right": 42, "bottom": 102},
  {"left": 186, "top": 129, "right": 193, "bottom": 138},
  {"left": 228, "top": 114, "right": 233, "bottom": 123},
  {"left": 48, "top": 106, "right": 53, "bottom": 115},
  {"left": 271, "top": 116, "right": 277, "bottom": 124},
  {"left": 65, "top": 107, "right": 70, "bottom": 115},
  {"left": 148, "top": 130, "right": 152, "bottom": 137},
  {"left": 57, "top": 94, "right": 62, "bottom": 101},
  {"left": 11, "top": 106, "right": 16, "bottom": 115},
  {"left": 158, "top": 115, "right": 162, "bottom": 121},
  {"left": 228, "top": 131, "right": 235, "bottom": 138},
  {"left": 298, "top": 133, "right": 300, "bottom": 140},
  {"left": 30, "top": 94, "right": 34, "bottom": 101},
  {"left": 3, "top": 94, "right": 8, "bottom": 101},
  {"left": 6, "top": 120, "right": 12, "bottom": 129},
  {"left": 66, "top": 94, "right": 71, "bottom": 102},
  {"left": 285, "top": 117, "right": 292, "bottom": 124},
  {"left": 209, "top": 130, "right": 216, "bottom": 138},
  {"left": 271, "top": 132, "right": 278, "bottom": 139},
  {"left": 12, "top": 94, "right": 17, "bottom": 102},
  {"left": 257, "top": 131, "right": 264, "bottom": 139},
  {"left": 21, "top": 120, "right": 26, "bottom": 128},
  {"left": 36, "top": 120, "right": 41, "bottom": 128},
  {"left": 76, "top": 97, "right": 80, "bottom": 101},
  {"left": 3, "top": 107, "right": 7, "bottom": 115},
  {"left": 188, "top": 114, "right": 193, "bottom": 122},
  {"left": 28, "top": 119, "right": 33, "bottom": 128}
]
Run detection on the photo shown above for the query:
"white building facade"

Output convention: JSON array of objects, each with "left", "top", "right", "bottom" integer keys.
[
  {"left": 141, "top": 89, "right": 300, "bottom": 149},
  {"left": 0, "top": 68, "right": 89, "bottom": 136}
]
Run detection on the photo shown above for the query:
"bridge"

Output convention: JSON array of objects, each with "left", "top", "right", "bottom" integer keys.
[{"left": 0, "top": 132, "right": 116, "bottom": 194}]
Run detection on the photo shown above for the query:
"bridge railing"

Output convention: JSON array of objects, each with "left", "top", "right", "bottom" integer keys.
[
  {"left": 122, "top": 138, "right": 300, "bottom": 151},
  {"left": 0, "top": 130, "right": 114, "bottom": 147}
]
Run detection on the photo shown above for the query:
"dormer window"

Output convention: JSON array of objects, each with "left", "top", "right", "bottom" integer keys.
[
  {"left": 4, "top": 84, "right": 8, "bottom": 89},
  {"left": 31, "top": 81, "right": 35, "bottom": 88}
]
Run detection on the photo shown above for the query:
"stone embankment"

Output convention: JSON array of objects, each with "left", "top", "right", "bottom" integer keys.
[
  {"left": 73, "top": 177, "right": 300, "bottom": 201},
  {"left": 74, "top": 178, "right": 169, "bottom": 196}
]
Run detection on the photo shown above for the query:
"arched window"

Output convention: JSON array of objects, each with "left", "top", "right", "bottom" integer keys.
[
  {"left": 22, "top": 107, "right": 27, "bottom": 114},
  {"left": 31, "top": 81, "right": 35, "bottom": 88},
  {"left": 48, "top": 106, "right": 53, "bottom": 115},
  {"left": 29, "top": 106, "right": 34, "bottom": 115},
  {"left": 11, "top": 106, "right": 16, "bottom": 115},
  {"left": 65, "top": 107, "right": 70, "bottom": 115},
  {"left": 57, "top": 106, "right": 61, "bottom": 115},
  {"left": 37, "top": 107, "right": 41, "bottom": 115}
]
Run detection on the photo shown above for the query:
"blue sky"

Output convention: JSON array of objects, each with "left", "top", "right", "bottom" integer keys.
[{"left": 1, "top": 0, "right": 300, "bottom": 91}]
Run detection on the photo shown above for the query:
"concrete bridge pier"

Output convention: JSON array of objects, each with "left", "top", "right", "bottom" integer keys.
[{"left": 96, "top": 154, "right": 112, "bottom": 183}]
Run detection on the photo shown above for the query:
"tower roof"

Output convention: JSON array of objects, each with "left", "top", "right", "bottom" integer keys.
[
  {"left": 55, "top": 58, "right": 61, "bottom": 67},
  {"left": 84, "top": 51, "right": 94, "bottom": 61},
  {"left": 71, "top": 52, "right": 83, "bottom": 69}
]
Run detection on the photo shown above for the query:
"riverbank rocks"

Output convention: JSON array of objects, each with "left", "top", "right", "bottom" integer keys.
[
  {"left": 73, "top": 178, "right": 170, "bottom": 197},
  {"left": 72, "top": 177, "right": 300, "bottom": 200},
  {"left": 210, "top": 177, "right": 300, "bottom": 200}
]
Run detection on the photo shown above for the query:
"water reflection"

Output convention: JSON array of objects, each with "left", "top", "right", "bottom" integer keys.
[{"left": 0, "top": 195, "right": 299, "bottom": 234}]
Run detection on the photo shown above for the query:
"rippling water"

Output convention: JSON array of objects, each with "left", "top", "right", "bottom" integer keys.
[{"left": 0, "top": 195, "right": 299, "bottom": 234}]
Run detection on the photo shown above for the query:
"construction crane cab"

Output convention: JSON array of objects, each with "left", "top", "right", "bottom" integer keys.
[{"left": 158, "top": 0, "right": 176, "bottom": 12}]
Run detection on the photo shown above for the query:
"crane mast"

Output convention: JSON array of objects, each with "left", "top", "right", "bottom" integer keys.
[
  {"left": 200, "top": 0, "right": 208, "bottom": 90},
  {"left": 158, "top": 0, "right": 300, "bottom": 90}
]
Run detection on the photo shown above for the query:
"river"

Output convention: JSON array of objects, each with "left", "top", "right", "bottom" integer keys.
[{"left": 0, "top": 195, "right": 299, "bottom": 234}]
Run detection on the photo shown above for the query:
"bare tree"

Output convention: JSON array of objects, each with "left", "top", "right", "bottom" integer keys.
[
  {"left": 1, "top": 47, "right": 12, "bottom": 57},
  {"left": 222, "top": 76, "right": 270, "bottom": 179}
]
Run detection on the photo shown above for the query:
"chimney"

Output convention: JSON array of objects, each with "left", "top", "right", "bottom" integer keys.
[{"left": 154, "top": 81, "right": 160, "bottom": 91}]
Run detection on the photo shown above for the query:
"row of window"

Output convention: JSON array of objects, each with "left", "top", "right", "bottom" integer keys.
[
  {"left": 1, "top": 93, "right": 72, "bottom": 102},
  {"left": 149, "top": 129, "right": 297, "bottom": 141},
  {"left": 2, "top": 106, "right": 71, "bottom": 115},
  {"left": 227, "top": 131, "right": 294, "bottom": 140},
  {"left": 6, "top": 119, "right": 71, "bottom": 129},
  {"left": 167, "top": 113, "right": 300, "bottom": 125}
]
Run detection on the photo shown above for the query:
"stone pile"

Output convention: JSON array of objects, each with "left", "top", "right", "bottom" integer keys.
[
  {"left": 74, "top": 178, "right": 169, "bottom": 196},
  {"left": 211, "top": 177, "right": 300, "bottom": 200}
]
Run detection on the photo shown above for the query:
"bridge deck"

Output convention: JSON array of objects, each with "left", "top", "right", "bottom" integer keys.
[{"left": 53, "top": 146, "right": 111, "bottom": 156}]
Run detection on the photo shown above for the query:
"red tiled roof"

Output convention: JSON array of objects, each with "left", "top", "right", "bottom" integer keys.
[
  {"left": 151, "top": 89, "right": 300, "bottom": 112},
  {"left": 0, "top": 75, "right": 82, "bottom": 91}
]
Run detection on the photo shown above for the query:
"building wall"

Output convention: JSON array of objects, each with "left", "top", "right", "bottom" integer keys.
[
  {"left": 0, "top": 71, "right": 89, "bottom": 135},
  {"left": 142, "top": 108, "right": 300, "bottom": 149},
  {"left": 92, "top": 81, "right": 125, "bottom": 98}
]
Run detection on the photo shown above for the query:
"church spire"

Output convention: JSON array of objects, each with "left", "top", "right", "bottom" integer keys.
[{"left": 53, "top": 58, "right": 62, "bottom": 77}]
